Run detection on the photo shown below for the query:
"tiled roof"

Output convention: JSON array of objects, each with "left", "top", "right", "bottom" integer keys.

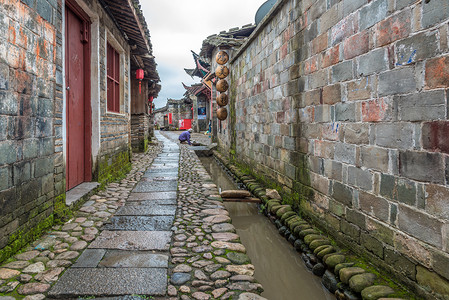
[
  {"left": 100, "top": 0, "right": 160, "bottom": 95},
  {"left": 199, "top": 24, "right": 256, "bottom": 58}
]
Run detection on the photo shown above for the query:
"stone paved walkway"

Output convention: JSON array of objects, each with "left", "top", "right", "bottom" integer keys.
[
  {"left": 48, "top": 131, "right": 178, "bottom": 298},
  {"left": 0, "top": 139, "right": 163, "bottom": 300},
  {"left": 0, "top": 131, "right": 264, "bottom": 300},
  {"left": 162, "top": 131, "right": 264, "bottom": 300}
]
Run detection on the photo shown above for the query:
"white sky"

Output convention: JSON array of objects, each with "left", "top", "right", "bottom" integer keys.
[{"left": 141, "top": 0, "right": 265, "bottom": 108}]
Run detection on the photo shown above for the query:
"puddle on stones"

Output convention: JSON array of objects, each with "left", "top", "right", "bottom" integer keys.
[{"left": 199, "top": 156, "right": 335, "bottom": 300}]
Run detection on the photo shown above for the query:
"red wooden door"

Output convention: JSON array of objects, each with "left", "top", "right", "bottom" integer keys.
[{"left": 65, "top": 4, "right": 91, "bottom": 190}]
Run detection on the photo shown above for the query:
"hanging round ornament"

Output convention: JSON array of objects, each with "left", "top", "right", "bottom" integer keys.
[
  {"left": 216, "top": 79, "right": 229, "bottom": 92},
  {"left": 215, "top": 65, "right": 229, "bottom": 79},
  {"left": 217, "top": 107, "right": 228, "bottom": 120},
  {"left": 215, "top": 51, "right": 229, "bottom": 65},
  {"left": 216, "top": 93, "right": 229, "bottom": 106}
]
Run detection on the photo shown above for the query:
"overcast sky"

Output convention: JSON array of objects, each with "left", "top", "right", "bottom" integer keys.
[{"left": 141, "top": 0, "right": 265, "bottom": 108}]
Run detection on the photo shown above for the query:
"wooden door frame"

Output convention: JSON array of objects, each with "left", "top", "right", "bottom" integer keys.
[{"left": 65, "top": 0, "right": 92, "bottom": 188}]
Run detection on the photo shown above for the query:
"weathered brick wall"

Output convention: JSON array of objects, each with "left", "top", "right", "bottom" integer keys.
[
  {"left": 229, "top": 0, "right": 449, "bottom": 297},
  {"left": 0, "top": 0, "right": 136, "bottom": 261},
  {"left": 131, "top": 113, "right": 149, "bottom": 151},
  {"left": 0, "top": 0, "right": 61, "bottom": 261},
  {"left": 230, "top": 0, "right": 299, "bottom": 190}
]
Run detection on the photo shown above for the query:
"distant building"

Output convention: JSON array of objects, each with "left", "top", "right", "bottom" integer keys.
[
  {"left": 183, "top": 83, "right": 211, "bottom": 132},
  {"left": 183, "top": 51, "right": 213, "bottom": 133},
  {"left": 154, "top": 98, "right": 192, "bottom": 131}
]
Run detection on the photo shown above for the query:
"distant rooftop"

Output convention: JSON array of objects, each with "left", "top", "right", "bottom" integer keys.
[{"left": 199, "top": 24, "right": 256, "bottom": 59}]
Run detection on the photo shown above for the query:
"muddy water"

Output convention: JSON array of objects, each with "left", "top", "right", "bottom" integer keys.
[{"left": 200, "top": 157, "right": 335, "bottom": 300}]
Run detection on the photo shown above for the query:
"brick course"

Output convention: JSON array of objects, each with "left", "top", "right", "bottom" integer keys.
[{"left": 221, "top": 0, "right": 449, "bottom": 297}]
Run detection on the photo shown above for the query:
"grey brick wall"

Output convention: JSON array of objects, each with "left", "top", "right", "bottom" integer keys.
[
  {"left": 228, "top": 0, "right": 449, "bottom": 297},
  {"left": 0, "top": 0, "right": 61, "bottom": 256},
  {"left": 0, "top": 0, "right": 136, "bottom": 261}
]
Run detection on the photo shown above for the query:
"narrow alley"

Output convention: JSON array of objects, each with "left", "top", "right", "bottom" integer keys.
[{"left": 1, "top": 0, "right": 449, "bottom": 299}]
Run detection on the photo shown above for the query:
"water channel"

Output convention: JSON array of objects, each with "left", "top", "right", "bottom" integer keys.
[{"left": 199, "top": 156, "right": 335, "bottom": 300}]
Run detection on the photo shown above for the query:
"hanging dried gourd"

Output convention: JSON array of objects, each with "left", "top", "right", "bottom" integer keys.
[
  {"left": 216, "top": 79, "right": 229, "bottom": 92},
  {"left": 216, "top": 93, "right": 228, "bottom": 106},
  {"left": 215, "top": 65, "right": 229, "bottom": 79},
  {"left": 217, "top": 107, "right": 228, "bottom": 120},
  {"left": 215, "top": 51, "right": 229, "bottom": 65}
]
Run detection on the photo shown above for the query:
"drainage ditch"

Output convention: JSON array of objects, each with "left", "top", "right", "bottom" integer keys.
[{"left": 199, "top": 156, "right": 335, "bottom": 300}]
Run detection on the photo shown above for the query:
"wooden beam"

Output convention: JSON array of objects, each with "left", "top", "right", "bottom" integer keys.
[{"left": 222, "top": 197, "right": 261, "bottom": 203}]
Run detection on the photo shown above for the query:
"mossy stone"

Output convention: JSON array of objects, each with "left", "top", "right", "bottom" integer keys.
[
  {"left": 226, "top": 252, "right": 250, "bottom": 264},
  {"left": 253, "top": 188, "right": 264, "bottom": 196},
  {"left": 285, "top": 215, "right": 299, "bottom": 225},
  {"left": 260, "top": 196, "right": 270, "bottom": 204},
  {"left": 284, "top": 214, "right": 298, "bottom": 223},
  {"left": 309, "top": 239, "right": 331, "bottom": 250},
  {"left": 339, "top": 267, "right": 366, "bottom": 284},
  {"left": 334, "top": 262, "right": 355, "bottom": 275},
  {"left": 276, "top": 205, "right": 292, "bottom": 218},
  {"left": 287, "top": 216, "right": 301, "bottom": 225},
  {"left": 280, "top": 211, "right": 296, "bottom": 222},
  {"left": 316, "top": 246, "right": 335, "bottom": 258},
  {"left": 299, "top": 228, "right": 319, "bottom": 238},
  {"left": 361, "top": 285, "right": 395, "bottom": 300},
  {"left": 267, "top": 200, "right": 281, "bottom": 211},
  {"left": 287, "top": 219, "right": 302, "bottom": 230},
  {"left": 304, "top": 234, "right": 323, "bottom": 245},
  {"left": 294, "top": 225, "right": 312, "bottom": 235},
  {"left": 34, "top": 257, "right": 50, "bottom": 264},
  {"left": 270, "top": 204, "right": 284, "bottom": 214},
  {"left": 323, "top": 251, "right": 344, "bottom": 263},
  {"left": 290, "top": 223, "right": 303, "bottom": 233},
  {"left": 349, "top": 273, "right": 377, "bottom": 293},
  {"left": 314, "top": 245, "right": 331, "bottom": 255},
  {"left": 325, "top": 254, "right": 346, "bottom": 269}
]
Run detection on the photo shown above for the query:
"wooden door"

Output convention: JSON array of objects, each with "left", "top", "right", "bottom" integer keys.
[{"left": 65, "top": 3, "right": 91, "bottom": 190}]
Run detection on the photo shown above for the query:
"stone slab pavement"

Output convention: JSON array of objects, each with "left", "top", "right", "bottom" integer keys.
[
  {"left": 0, "top": 131, "right": 265, "bottom": 300},
  {"left": 48, "top": 131, "right": 178, "bottom": 298}
]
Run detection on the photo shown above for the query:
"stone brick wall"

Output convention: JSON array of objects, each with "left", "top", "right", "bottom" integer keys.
[
  {"left": 0, "top": 0, "right": 61, "bottom": 261},
  {"left": 131, "top": 113, "right": 149, "bottom": 151},
  {"left": 228, "top": 0, "right": 449, "bottom": 297},
  {"left": 0, "top": 0, "right": 136, "bottom": 262},
  {"left": 230, "top": 0, "right": 299, "bottom": 190}
]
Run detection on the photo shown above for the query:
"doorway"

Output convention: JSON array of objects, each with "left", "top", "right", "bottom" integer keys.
[{"left": 65, "top": 1, "right": 92, "bottom": 190}]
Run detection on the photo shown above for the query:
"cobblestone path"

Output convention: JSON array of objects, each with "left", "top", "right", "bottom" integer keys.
[
  {"left": 0, "top": 139, "right": 163, "bottom": 299},
  {"left": 48, "top": 131, "right": 178, "bottom": 298},
  {"left": 162, "top": 131, "right": 264, "bottom": 300}
]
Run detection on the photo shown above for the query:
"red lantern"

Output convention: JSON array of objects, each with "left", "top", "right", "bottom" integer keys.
[
  {"left": 148, "top": 96, "right": 153, "bottom": 103},
  {"left": 136, "top": 69, "right": 144, "bottom": 94}
]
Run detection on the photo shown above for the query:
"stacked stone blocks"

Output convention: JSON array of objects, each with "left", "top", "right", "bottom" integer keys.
[
  {"left": 0, "top": 0, "right": 60, "bottom": 261},
  {"left": 228, "top": 0, "right": 449, "bottom": 297},
  {"left": 0, "top": 0, "right": 143, "bottom": 265}
]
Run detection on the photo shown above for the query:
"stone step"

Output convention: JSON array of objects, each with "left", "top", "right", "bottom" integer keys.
[
  {"left": 89, "top": 230, "right": 172, "bottom": 250},
  {"left": 128, "top": 191, "right": 177, "bottom": 201},
  {"left": 103, "top": 216, "right": 174, "bottom": 231},
  {"left": 115, "top": 205, "right": 176, "bottom": 216},
  {"left": 132, "top": 181, "right": 178, "bottom": 192},
  {"left": 48, "top": 268, "right": 167, "bottom": 298}
]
